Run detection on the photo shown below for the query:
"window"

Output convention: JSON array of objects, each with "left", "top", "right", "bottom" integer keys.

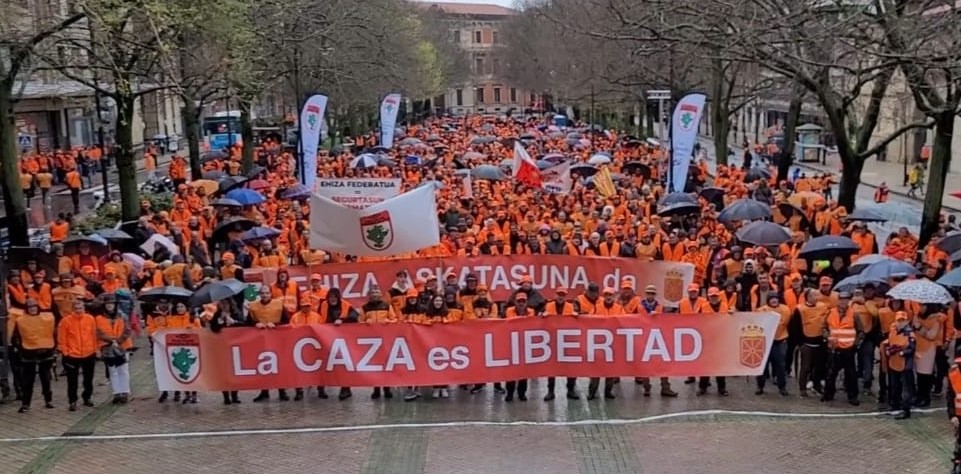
[
  {"left": 493, "top": 88, "right": 501, "bottom": 103},
  {"left": 452, "top": 30, "right": 461, "bottom": 43},
  {"left": 474, "top": 57, "right": 484, "bottom": 74},
  {"left": 476, "top": 88, "right": 485, "bottom": 104},
  {"left": 455, "top": 89, "right": 463, "bottom": 106},
  {"left": 510, "top": 88, "right": 517, "bottom": 103},
  {"left": 492, "top": 58, "right": 500, "bottom": 75},
  {"left": 474, "top": 31, "right": 481, "bottom": 43},
  {"left": 492, "top": 31, "right": 500, "bottom": 44}
]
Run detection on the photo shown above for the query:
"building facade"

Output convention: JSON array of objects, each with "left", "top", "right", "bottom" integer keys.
[
  {"left": 10, "top": 0, "right": 182, "bottom": 154},
  {"left": 419, "top": 2, "right": 533, "bottom": 116}
]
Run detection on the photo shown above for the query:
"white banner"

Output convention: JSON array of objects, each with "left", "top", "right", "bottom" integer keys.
[
  {"left": 670, "top": 93, "right": 706, "bottom": 193},
  {"left": 300, "top": 95, "right": 329, "bottom": 189},
  {"left": 540, "top": 161, "right": 573, "bottom": 194},
  {"left": 310, "top": 185, "right": 440, "bottom": 256},
  {"left": 314, "top": 178, "right": 401, "bottom": 209},
  {"left": 380, "top": 93, "right": 402, "bottom": 148}
]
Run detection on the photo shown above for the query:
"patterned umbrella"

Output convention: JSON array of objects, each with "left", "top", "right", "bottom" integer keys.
[{"left": 887, "top": 279, "right": 954, "bottom": 304}]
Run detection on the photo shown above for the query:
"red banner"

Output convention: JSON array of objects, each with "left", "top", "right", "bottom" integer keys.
[
  {"left": 153, "top": 313, "right": 779, "bottom": 391},
  {"left": 245, "top": 256, "right": 695, "bottom": 308}
]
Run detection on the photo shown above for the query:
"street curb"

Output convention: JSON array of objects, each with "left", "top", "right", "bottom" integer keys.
[{"left": 790, "top": 161, "right": 961, "bottom": 214}]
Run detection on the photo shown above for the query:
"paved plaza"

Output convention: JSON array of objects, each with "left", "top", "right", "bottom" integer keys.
[{"left": 0, "top": 345, "right": 955, "bottom": 474}]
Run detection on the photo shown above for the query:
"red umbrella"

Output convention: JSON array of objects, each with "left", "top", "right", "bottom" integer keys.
[
  {"left": 247, "top": 179, "right": 270, "bottom": 190},
  {"left": 950, "top": 191, "right": 961, "bottom": 199}
]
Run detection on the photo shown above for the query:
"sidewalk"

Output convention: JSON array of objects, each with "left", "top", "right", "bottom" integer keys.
[{"left": 700, "top": 135, "right": 961, "bottom": 213}]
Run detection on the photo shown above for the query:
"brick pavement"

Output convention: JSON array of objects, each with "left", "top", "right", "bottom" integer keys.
[{"left": 1, "top": 339, "right": 958, "bottom": 474}]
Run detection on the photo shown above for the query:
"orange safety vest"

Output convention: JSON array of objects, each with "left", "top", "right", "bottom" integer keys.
[
  {"left": 827, "top": 308, "right": 857, "bottom": 350},
  {"left": 949, "top": 367, "right": 961, "bottom": 416}
]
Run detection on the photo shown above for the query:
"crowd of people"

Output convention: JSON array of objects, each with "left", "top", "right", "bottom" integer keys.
[{"left": 2, "top": 114, "right": 961, "bottom": 429}]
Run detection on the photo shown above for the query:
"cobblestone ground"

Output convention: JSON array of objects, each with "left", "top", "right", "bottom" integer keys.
[{"left": 1, "top": 349, "right": 955, "bottom": 474}]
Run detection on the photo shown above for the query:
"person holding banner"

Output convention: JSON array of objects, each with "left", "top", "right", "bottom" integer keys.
[
  {"left": 587, "top": 288, "right": 624, "bottom": 401},
  {"left": 542, "top": 288, "right": 580, "bottom": 401},
  {"left": 361, "top": 287, "right": 396, "bottom": 400},
  {"left": 504, "top": 292, "right": 537, "bottom": 402},
  {"left": 209, "top": 297, "right": 245, "bottom": 405},
  {"left": 319, "top": 288, "right": 360, "bottom": 400},
  {"left": 755, "top": 293, "right": 791, "bottom": 396},
  {"left": 250, "top": 286, "right": 291, "bottom": 402}
]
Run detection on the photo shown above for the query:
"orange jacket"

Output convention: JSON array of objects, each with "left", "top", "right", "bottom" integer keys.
[{"left": 58, "top": 313, "right": 99, "bottom": 358}]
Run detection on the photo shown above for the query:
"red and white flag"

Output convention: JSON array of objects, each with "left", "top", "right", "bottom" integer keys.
[{"left": 512, "top": 142, "right": 542, "bottom": 188}]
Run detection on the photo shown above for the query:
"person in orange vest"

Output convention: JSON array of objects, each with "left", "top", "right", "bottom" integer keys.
[
  {"left": 361, "top": 287, "right": 397, "bottom": 400},
  {"left": 95, "top": 294, "right": 132, "bottom": 405},
  {"left": 874, "top": 182, "right": 889, "bottom": 203},
  {"left": 587, "top": 287, "right": 624, "bottom": 401},
  {"left": 542, "top": 287, "right": 580, "bottom": 401},
  {"left": 58, "top": 299, "right": 98, "bottom": 411},
  {"left": 11, "top": 298, "right": 56, "bottom": 412},
  {"left": 249, "top": 286, "right": 290, "bottom": 402},
  {"left": 883, "top": 311, "right": 916, "bottom": 419},
  {"left": 946, "top": 347, "right": 961, "bottom": 449},
  {"left": 823, "top": 291, "right": 864, "bottom": 405},
  {"left": 64, "top": 166, "right": 82, "bottom": 214},
  {"left": 504, "top": 292, "right": 536, "bottom": 402},
  {"left": 633, "top": 284, "right": 679, "bottom": 397},
  {"left": 755, "top": 293, "right": 791, "bottom": 396}
]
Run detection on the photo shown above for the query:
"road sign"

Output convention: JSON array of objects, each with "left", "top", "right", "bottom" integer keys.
[
  {"left": 647, "top": 90, "right": 671, "bottom": 100},
  {"left": 17, "top": 135, "right": 33, "bottom": 152}
]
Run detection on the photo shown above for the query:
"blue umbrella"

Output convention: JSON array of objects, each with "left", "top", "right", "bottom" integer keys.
[
  {"left": 859, "top": 259, "right": 920, "bottom": 281},
  {"left": 542, "top": 152, "right": 565, "bottom": 163},
  {"left": 834, "top": 274, "right": 875, "bottom": 292},
  {"left": 717, "top": 199, "right": 772, "bottom": 223},
  {"left": 242, "top": 226, "right": 281, "bottom": 241},
  {"left": 404, "top": 155, "right": 422, "bottom": 165},
  {"left": 225, "top": 188, "right": 266, "bottom": 205},
  {"left": 937, "top": 267, "right": 961, "bottom": 287},
  {"left": 211, "top": 198, "right": 242, "bottom": 207},
  {"left": 850, "top": 254, "right": 894, "bottom": 274},
  {"left": 281, "top": 184, "right": 311, "bottom": 200},
  {"left": 658, "top": 192, "right": 697, "bottom": 207}
]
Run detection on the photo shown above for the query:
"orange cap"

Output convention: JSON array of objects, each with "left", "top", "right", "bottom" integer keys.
[
  {"left": 406, "top": 288, "right": 418, "bottom": 297},
  {"left": 707, "top": 287, "right": 720, "bottom": 297},
  {"left": 819, "top": 276, "right": 833, "bottom": 285},
  {"left": 687, "top": 283, "right": 700, "bottom": 292},
  {"left": 620, "top": 279, "right": 634, "bottom": 289},
  {"left": 310, "top": 273, "right": 322, "bottom": 281},
  {"left": 602, "top": 287, "right": 616, "bottom": 295}
]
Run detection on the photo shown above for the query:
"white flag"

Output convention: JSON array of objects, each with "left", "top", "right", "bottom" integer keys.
[
  {"left": 379, "top": 93, "right": 402, "bottom": 148},
  {"left": 300, "top": 95, "right": 328, "bottom": 189},
  {"left": 309, "top": 185, "right": 439, "bottom": 256},
  {"left": 540, "top": 161, "right": 573, "bottom": 194},
  {"left": 453, "top": 169, "right": 473, "bottom": 198},
  {"left": 670, "top": 93, "right": 706, "bottom": 193}
]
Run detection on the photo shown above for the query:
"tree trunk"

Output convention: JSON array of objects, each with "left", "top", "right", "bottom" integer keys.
[
  {"left": 183, "top": 99, "right": 202, "bottom": 180},
  {"left": 239, "top": 99, "right": 255, "bottom": 174},
  {"left": 919, "top": 111, "right": 954, "bottom": 248},
  {"left": 115, "top": 95, "right": 140, "bottom": 222},
  {"left": 645, "top": 101, "right": 655, "bottom": 138},
  {"left": 0, "top": 85, "right": 29, "bottom": 245},
  {"left": 711, "top": 102, "right": 730, "bottom": 167},
  {"left": 776, "top": 96, "right": 803, "bottom": 183},
  {"left": 836, "top": 150, "right": 863, "bottom": 212}
]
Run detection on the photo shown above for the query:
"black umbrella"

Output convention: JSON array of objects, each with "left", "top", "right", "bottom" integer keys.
[
  {"left": 735, "top": 221, "right": 792, "bottom": 246},
  {"left": 203, "top": 170, "right": 226, "bottom": 180},
  {"left": 7, "top": 246, "right": 58, "bottom": 279},
  {"left": 189, "top": 279, "right": 248, "bottom": 306},
  {"left": 937, "top": 231, "right": 961, "bottom": 255},
  {"left": 621, "top": 161, "right": 652, "bottom": 178},
  {"left": 658, "top": 192, "right": 697, "bottom": 207},
  {"left": 623, "top": 139, "right": 644, "bottom": 148},
  {"left": 367, "top": 146, "right": 391, "bottom": 154},
  {"left": 699, "top": 187, "right": 726, "bottom": 203},
  {"left": 845, "top": 208, "right": 888, "bottom": 223},
  {"left": 218, "top": 176, "right": 248, "bottom": 193},
  {"left": 95, "top": 228, "right": 134, "bottom": 241},
  {"left": 744, "top": 167, "right": 771, "bottom": 182},
  {"left": 213, "top": 217, "right": 257, "bottom": 242},
  {"left": 570, "top": 164, "right": 598, "bottom": 177},
  {"left": 799, "top": 235, "right": 860, "bottom": 260},
  {"left": 717, "top": 199, "right": 772, "bottom": 223},
  {"left": 519, "top": 132, "right": 536, "bottom": 140},
  {"left": 211, "top": 198, "right": 243, "bottom": 207},
  {"left": 246, "top": 165, "right": 267, "bottom": 178},
  {"left": 139, "top": 286, "right": 193, "bottom": 302},
  {"left": 657, "top": 202, "right": 701, "bottom": 217},
  {"left": 499, "top": 137, "right": 518, "bottom": 147},
  {"left": 201, "top": 151, "right": 227, "bottom": 163}
]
